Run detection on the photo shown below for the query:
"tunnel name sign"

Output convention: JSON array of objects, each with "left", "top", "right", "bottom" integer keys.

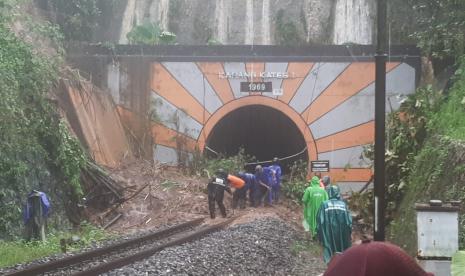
[
  {"left": 218, "top": 71, "right": 290, "bottom": 79},
  {"left": 311, "top": 160, "right": 330, "bottom": 172}
]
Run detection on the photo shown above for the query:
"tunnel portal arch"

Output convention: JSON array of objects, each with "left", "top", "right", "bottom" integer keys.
[
  {"left": 197, "top": 96, "right": 318, "bottom": 163},
  {"left": 69, "top": 45, "right": 420, "bottom": 189}
]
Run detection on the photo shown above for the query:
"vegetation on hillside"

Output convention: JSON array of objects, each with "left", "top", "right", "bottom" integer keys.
[
  {"left": 409, "top": 0, "right": 465, "bottom": 60},
  {"left": 281, "top": 160, "right": 309, "bottom": 203},
  {"left": 350, "top": 55, "right": 465, "bottom": 253},
  {"left": 47, "top": 0, "right": 102, "bottom": 41},
  {"left": 274, "top": 9, "right": 306, "bottom": 46},
  {"left": 347, "top": 0, "right": 465, "bottom": 254},
  {"left": 126, "top": 22, "right": 176, "bottom": 45},
  {"left": 388, "top": 57, "right": 465, "bottom": 252},
  {"left": 389, "top": 0, "right": 465, "bottom": 61},
  {"left": 0, "top": 1, "right": 87, "bottom": 239}
]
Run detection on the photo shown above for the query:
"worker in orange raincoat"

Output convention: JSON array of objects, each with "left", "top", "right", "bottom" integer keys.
[{"left": 229, "top": 174, "right": 246, "bottom": 209}]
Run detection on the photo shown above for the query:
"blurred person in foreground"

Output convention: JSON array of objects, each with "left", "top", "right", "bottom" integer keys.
[{"left": 323, "top": 240, "right": 434, "bottom": 276}]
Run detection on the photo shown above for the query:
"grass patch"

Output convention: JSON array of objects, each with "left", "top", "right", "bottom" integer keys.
[
  {"left": 429, "top": 56, "right": 465, "bottom": 140},
  {"left": 0, "top": 222, "right": 112, "bottom": 268},
  {"left": 0, "top": 239, "right": 59, "bottom": 268},
  {"left": 388, "top": 137, "right": 465, "bottom": 254},
  {"left": 452, "top": 251, "right": 465, "bottom": 276}
]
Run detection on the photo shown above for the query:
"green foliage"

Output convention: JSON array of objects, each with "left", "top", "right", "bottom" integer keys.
[
  {"left": 274, "top": 9, "right": 305, "bottom": 46},
  {"left": 386, "top": 87, "right": 441, "bottom": 208},
  {"left": 409, "top": 0, "right": 465, "bottom": 59},
  {"left": 192, "top": 15, "right": 212, "bottom": 44},
  {"left": 77, "top": 221, "right": 112, "bottom": 244},
  {"left": 387, "top": 0, "right": 417, "bottom": 44},
  {"left": 388, "top": 137, "right": 457, "bottom": 254},
  {"left": 55, "top": 121, "right": 86, "bottom": 196},
  {"left": 452, "top": 251, "right": 465, "bottom": 276},
  {"left": 189, "top": 148, "right": 254, "bottom": 177},
  {"left": 0, "top": 20, "right": 86, "bottom": 238},
  {"left": 50, "top": 0, "right": 101, "bottom": 41},
  {"left": 383, "top": 56, "right": 465, "bottom": 250},
  {"left": 282, "top": 160, "right": 308, "bottom": 203},
  {"left": 168, "top": 0, "right": 182, "bottom": 34},
  {"left": 348, "top": 190, "right": 373, "bottom": 226},
  {"left": 126, "top": 21, "right": 176, "bottom": 45},
  {"left": 428, "top": 56, "right": 465, "bottom": 139},
  {"left": 26, "top": 18, "right": 65, "bottom": 55},
  {"left": 351, "top": 85, "right": 442, "bottom": 224},
  {"left": 0, "top": 239, "right": 60, "bottom": 268},
  {"left": 384, "top": 57, "right": 465, "bottom": 254},
  {"left": 159, "top": 31, "right": 176, "bottom": 45},
  {"left": 0, "top": 221, "right": 110, "bottom": 268},
  {"left": 0, "top": 0, "right": 21, "bottom": 23},
  {"left": 207, "top": 38, "right": 222, "bottom": 46}
]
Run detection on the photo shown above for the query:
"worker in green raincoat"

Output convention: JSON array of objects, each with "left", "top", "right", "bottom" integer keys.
[
  {"left": 302, "top": 176, "right": 328, "bottom": 238},
  {"left": 316, "top": 185, "right": 352, "bottom": 264}
]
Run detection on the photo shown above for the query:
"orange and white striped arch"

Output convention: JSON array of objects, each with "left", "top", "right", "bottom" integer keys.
[{"left": 147, "top": 60, "right": 416, "bottom": 187}]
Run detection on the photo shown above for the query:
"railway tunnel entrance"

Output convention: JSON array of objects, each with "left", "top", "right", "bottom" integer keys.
[
  {"left": 70, "top": 45, "right": 419, "bottom": 186},
  {"left": 206, "top": 105, "right": 308, "bottom": 172}
]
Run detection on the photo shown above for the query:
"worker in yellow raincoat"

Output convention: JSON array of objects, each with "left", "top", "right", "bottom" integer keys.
[{"left": 302, "top": 176, "right": 328, "bottom": 238}]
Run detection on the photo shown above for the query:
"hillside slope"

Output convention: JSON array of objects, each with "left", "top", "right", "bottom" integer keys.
[{"left": 388, "top": 57, "right": 465, "bottom": 254}]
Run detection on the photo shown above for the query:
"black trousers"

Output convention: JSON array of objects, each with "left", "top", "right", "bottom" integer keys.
[
  {"left": 249, "top": 185, "right": 256, "bottom": 207},
  {"left": 232, "top": 187, "right": 247, "bottom": 209},
  {"left": 208, "top": 189, "right": 226, "bottom": 218},
  {"left": 256, "top": 185, "right": 270, "bottom": 206}
]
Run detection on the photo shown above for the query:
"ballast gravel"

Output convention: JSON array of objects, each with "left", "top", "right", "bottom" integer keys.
[{"left": 105, "top": 217, "right": 326, "bottom": 276}]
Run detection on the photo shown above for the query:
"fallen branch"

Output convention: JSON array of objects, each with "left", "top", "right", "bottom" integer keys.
[
  {"left": 81, "top": 160, "right": 125, "bottom": 209},
  {"left": 99, "top": 182, "right": 152, "bottom": 219},
  {"left": 103, "top": 213, "right": 123, "bottom": 229},
  {"left": 124, "top": 182, "right": 151, "bottom": 202}
]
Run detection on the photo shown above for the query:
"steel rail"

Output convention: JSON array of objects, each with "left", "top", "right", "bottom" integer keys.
[
  {"left": 72, "top": 217, "right": 236, "bottom": 276},
  {"left": 6, "top": 218, "right": 204, "bottom": 276}
]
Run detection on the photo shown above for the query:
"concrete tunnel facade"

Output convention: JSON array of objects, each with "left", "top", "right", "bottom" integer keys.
[{"left": 69, "top": 45, "right": 420, "bottom": 193}]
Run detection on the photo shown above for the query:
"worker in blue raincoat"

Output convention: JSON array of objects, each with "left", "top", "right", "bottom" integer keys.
[
  {"left": 238, "top": 172, "right": 256, "bottom": 208},
  {"left": 255, "top": 165, "right": 275, "bottom": 206},
  {"left": 269, "top": 157, "right": 282, "bottom": 204},
  {"left": 316, "top": 185, "right": 352, "bottom": 264},
  {"left": 24, "top": 190, "right": 51, "bottom": 241}
]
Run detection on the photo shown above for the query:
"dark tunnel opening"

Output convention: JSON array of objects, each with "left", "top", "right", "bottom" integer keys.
[{"left": 206, "top": 105, "right": 308, "bottom": 174}]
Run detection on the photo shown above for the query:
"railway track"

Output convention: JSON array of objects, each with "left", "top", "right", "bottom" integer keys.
[{"left": 6, "top": 217, "right": 235, "bottom": 276}]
